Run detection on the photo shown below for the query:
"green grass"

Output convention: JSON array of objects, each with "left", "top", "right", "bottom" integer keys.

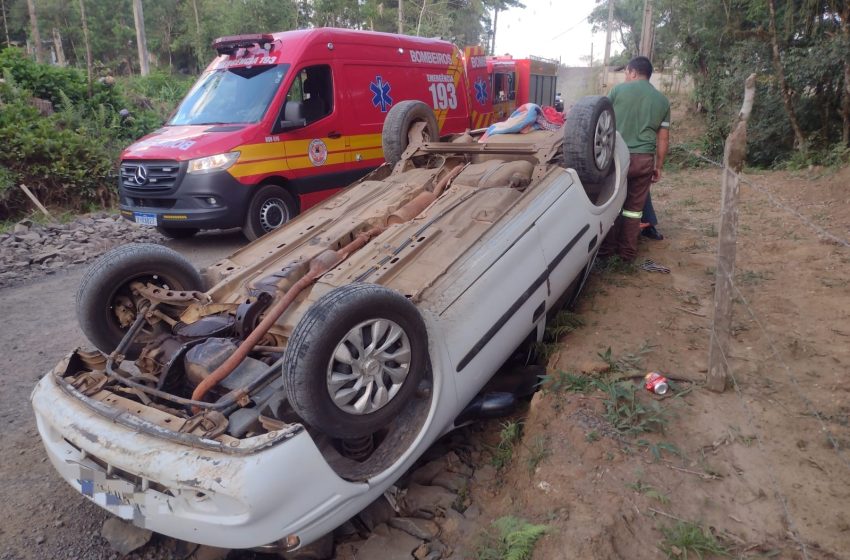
[
  {"left": 491, "top": 420, "right": 523, "bottom": 470},
  {"left": 525, "top": 435, "right": 551, "bottom": 474},
  {"left": 627, "top": 480, "right": 671, "bottom": 505},
  {"left": 537, "top": 370, "right": 594, "bottom": 394},
  {"left": 592, "top": 378, "right": 668, "bottom": 436},
  {"left": 597, "top": 342, "right": 654, "bottom": 374},
  {"left": 476, "top": 516, "right": 548, "bottom": 560},
  {"left": 658, "top": 521, "right": 729, "bottom": 559},
  {"left": 735, "top": 269, "right": 772, "bottom": 285}
]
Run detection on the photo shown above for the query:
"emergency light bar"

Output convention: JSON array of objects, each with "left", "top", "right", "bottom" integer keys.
[{"left": 213, "top": 34, "right": 275, "bottom": 55}]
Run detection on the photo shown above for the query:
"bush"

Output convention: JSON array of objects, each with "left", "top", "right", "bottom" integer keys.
[{"left": 0, "top": 48, "right": 191, "bottom": 220}]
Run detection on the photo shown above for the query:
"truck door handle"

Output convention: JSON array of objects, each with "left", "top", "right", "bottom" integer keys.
[{"left": 328, "top": 131, "right": 342, "bottom": 139}]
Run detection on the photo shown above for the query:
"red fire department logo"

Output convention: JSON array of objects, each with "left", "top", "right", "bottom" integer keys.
[{"left": 308, "top": 138, "right": 328, "bottom": 167}]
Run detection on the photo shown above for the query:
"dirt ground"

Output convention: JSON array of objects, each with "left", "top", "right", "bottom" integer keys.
[
  {"left": 445, "top": 160, "right": 850, "bottom": 556},
  {"left": 1, "top": 103, "right": 849, "bottom": 559}
]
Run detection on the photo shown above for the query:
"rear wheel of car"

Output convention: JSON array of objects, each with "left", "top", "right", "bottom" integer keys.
[
  {"left": 563, "top": 95, "right": 616, "bottom": 184},
  {"left": 283, "top": 283, "right": 428, "bottom": 439},
  {"left": 382, "top": 100, "right": 439, "bottom": 167},
  {"left": 76, "top": 243, "right": 203, "bottom": 356},
  {"left": 243, "top": 184, "right": 298, "bottom": 241},
  {"left": 156, "top": 226, "right": 199, "bottom": 239}
]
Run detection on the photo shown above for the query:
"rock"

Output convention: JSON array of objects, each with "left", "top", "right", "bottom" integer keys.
[
  {"left": 354, "top": 526, "right": 422, "bottom": 560},
  {"left": 410, "top": 459, "right": 447, "bottom": 485},
  {"left": 357, "top": 496, "right": 397, "bottom": 531},
  {"left": 388, "top": 517, "right": 440, "bottom": 540},
  {"left": 401, "top": 484, "right": 458, "bottom": 518},
  {"left": 100, "top": 518, "right": 152, "bottom": 555},
  {"left": 435, "top": 509, "right": 471, "bottom": 545},
  {"left": 431, "top": 471, "right": 468, "bottom": 493},
  {"left": 472, "top": 464, "right": 496, "bottom": 485},
  {"left": 31, "top": 249, "right": 60, "bottom": 264},
  {"left": 577, "top": 359, "right": 610, "bottom": 374},
  {"left": 444, "top": 452, "right": 473, "bottom": 477},
  {"left": 463, "top": 503, "right": 481, "bottom": 521},
  {"left": 13, "top": 223, "right": 29, "bottom": 234},
  {"left": 190, "top": 545, "right": 230, "bottom": 560},
  {"left": 34, "top": 534, "right": 44, "bottom": 545}
]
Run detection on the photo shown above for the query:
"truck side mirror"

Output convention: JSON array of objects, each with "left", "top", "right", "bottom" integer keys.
[
  {"left": 276, "top": 118, "right": 307, "bottom": 133},
  {"left": 274, "top": 101, "right": 307, "bottom": 133}
]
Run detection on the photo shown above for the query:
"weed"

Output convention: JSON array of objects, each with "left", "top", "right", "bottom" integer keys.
[
  {"left": 598, "top": 342, "right": 654, "bottom": 374},
  {"left": 637, "top": 439, "right": 682, "bottom": 462},
  {"left": 538, "top": 370, "right": 593, "bottom": 394},
  {"left": 453, "top": 480, "right": 470, "bottom": 513},
  {"left": 545, "top": 311, "right": 585, "bottom": 340},
  {"left": 592, "top": 379, "right": 668, "bottom": 436},
  {"left": 736, "top": 270, "right": 772, "bottom": 285},
  {"left": 658, "top": 521, "right": 729, "bottom": 559},
  {"left": 627, "top": 480, "right": 671, "bottom": 505},
  {"left": 594, "top": 255, "right": 638, "bottom": 276},
  {"left": 701, "top": 223, "right": 718, "bottom": 237},
  {"left": 585, "top": 430, "right": 600, "bottom": 442},
  {"left": 525, "top": 435, "right": 551, "bottom": 474},
  {"left": 476, "top": 516, "right": 548, "bottom": 560},
  {"left": 679, "top": 196, "right": 698, "bottom": 207},
  {"left": 491, "top": 420, "right": 523, "bottom": 470}
]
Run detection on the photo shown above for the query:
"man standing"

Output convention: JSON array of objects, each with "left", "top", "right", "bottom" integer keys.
[{"left": 600, "top": 56, "right": 670, "bottom": 261}]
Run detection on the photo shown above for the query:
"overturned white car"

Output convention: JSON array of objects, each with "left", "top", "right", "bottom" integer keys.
[{"left": 31, "top": 96, "right": 627, "bottom": 552}]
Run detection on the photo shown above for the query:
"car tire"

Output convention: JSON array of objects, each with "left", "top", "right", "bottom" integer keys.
[
  {"left": 242, "top": 184, "right": 298, "bottom": 241},
  {"left": 382, "top": 100, "right": 439, "bottom": 166},
  {"left": 76, "top": 243, "right": 203, "bottom": 356},
  {"left": 283, "top": 283, "right": 428, "bottom": 439},
  {"left": 156, "top": 226, "right": 199, "bottom": 239},
  {"left": 563, "top": 95, "right": 616, "bottom": 184}
]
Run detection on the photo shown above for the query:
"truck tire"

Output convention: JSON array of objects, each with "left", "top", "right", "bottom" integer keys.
[
  {"left": 382, "top": 100, "right": 439, "bottom": 166},
  {"left": 76, "top": 243, "right": 203, "bottom": 355},
  {"left": 156, "top": 226, "right": 199, "bottom": 239},
  {"left": 283, "top": 284, "right": 428, "bottom": 439},
  {"left": 563, "top": 96, "right": 616, "bottom": 184},
  {"left": 242, "top": 184, "right": 298, "bottom": 241}
]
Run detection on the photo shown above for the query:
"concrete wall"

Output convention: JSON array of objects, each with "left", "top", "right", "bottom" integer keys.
[{"left": 556, "top": 66, "right": 693, "bottom": 109}]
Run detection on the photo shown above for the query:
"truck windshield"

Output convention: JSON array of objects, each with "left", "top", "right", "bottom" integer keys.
[{"left": 170, "top": 63, "right": 289, "bottom": 125}]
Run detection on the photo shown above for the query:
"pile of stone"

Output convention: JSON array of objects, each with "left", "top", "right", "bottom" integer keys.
[{"left": 0, "top": 213, "right": 164, "bottom": 289}]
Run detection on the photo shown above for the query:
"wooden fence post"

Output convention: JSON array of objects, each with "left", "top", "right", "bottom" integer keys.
[{"left": 707, "top": 74, "right": 756, "bottom": 392}]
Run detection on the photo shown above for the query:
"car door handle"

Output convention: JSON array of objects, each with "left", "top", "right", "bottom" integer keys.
[{"left": 327, "top": 131, "right": 342, "bottom": 139}]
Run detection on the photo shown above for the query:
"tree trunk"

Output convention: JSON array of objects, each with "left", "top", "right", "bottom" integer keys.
[
  {"left": 767, "top": 0, "right": 806, "bottom": 152},
  {"left": 52, "top": 28, "right": 66, "bottom": 66},
  {"left": 191, "top": 0, "right": 203, "bottom": 71},
  {"left": 491, "top": 7, "right": 499, "bottom": 55},
  {"left": 78, "top": 0, "right": 93, "bottom": 97},
  {"left": 26, "top": 0, "right": 44, "bottom": 63},
  {"left": 416, "top": 0, "right": 427, "bottom": 35},
  {"left": 398, "top": 0, "right": 403, "bottom": 34},
  {"left": 1, "top": 0, "right": 10, "bottom": 47},
  {"left": 132, "top": 0, "right": 150, "bottom": 76}
]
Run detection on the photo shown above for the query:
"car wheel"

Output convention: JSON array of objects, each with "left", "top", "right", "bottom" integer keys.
[
  {"left": 76, "top": 243, "right": 203, "bottom": 356},
  {"left": 382, "top": 100, "right": 439, "bottom": 166},
  {"left": 283, "top": 284, "right": 428, "bottom": 439},
  {"left": 243, "top": 184, "right": 298, "bottom": 241},
  {"left": 563, "top": 95, "right": 616, "bottom": 184},
  {"left": 156, "top": 226, "right": 199, "bottom": 239}
]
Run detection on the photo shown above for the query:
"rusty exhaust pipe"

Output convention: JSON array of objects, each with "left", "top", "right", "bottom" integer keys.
[{"left": 190, "top": 228, "right": 384, "bottom": 409}]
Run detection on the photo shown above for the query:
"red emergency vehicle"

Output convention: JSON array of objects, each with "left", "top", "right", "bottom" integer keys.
[
  {"left": 118, "top": 29, "right": 559, "bottom": 240},
  {"left": 119, "top": 28, "right": 477, "bottom": 239}
]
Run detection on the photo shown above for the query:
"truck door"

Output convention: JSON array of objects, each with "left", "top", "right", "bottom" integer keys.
[
  {"left": 464, "top": 46, "right": 495, "bottom": 129},
  {"left": 273, "top": 64, "right": 356, "bottom": 210}
]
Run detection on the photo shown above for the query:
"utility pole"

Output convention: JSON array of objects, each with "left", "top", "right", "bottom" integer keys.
[
  {"left": 132, "top": 0, "right": 150, "bottom": 76},
  {"left": 491, "top": 6, "right": 500, "bottom": 55},
  {"left": 26, "top": 0, "right": 44, "bottom": 63},
  {"left": 602, "top": 0, "right": 614, "bottom": 87},
  {"left": 398, "top": 0, "right": 403, "bottom": 34},
  {"left": 639, "top": 0, "right": 653, "bottom": 60}
]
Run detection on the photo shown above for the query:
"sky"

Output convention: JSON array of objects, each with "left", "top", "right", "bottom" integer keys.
[{"left": 494, "top": 0, "right": 623, "bottom": 66}]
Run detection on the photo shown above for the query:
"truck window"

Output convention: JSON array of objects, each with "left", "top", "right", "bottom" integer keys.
[
  {"left": 170, "top": 64, "right": 288, "bottom": 126},
  {"left": 283, "top": 65, "right": 333, "bottom": 126}
]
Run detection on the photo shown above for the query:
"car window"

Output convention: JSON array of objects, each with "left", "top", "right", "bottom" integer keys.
[
  {"left": 494, "top": 72, "right": 516, "bottom": 102},
  {"left": 283, "top": 65, "right": 333, "bottom": 125},
  {"left": 170, "top": 64, "right": 289, "bottom": 125}
]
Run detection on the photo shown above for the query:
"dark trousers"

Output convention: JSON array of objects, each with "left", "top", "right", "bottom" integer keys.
[
  {"left": 643, "top": 191, "right": 658, "bottom": 226},
  {"left": 600, "top": 153, "right": 654, "bottom": 261}
]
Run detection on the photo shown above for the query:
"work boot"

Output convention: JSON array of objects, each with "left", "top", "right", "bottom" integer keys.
[{"left": 641, "top": 225, "right": 664, "bottom": 241}]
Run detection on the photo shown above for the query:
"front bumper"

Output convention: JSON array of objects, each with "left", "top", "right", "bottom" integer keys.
[
  {"left": 30, "top": 371, "right": 371, "bottom": 549},
  {"left": 119, "top": 167, "right": 253, "bottom": 230}
]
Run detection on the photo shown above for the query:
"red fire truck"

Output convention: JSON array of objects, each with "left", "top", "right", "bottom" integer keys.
[{"left": 119, "top": 29, "right": 558, "bottom": 240}]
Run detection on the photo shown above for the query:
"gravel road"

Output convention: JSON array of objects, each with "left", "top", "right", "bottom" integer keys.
[{"left": 0, "top": 231, "right": 245, "bottom": 560}]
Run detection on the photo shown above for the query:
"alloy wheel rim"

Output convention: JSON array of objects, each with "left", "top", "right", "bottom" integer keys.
[{"left": 594, "top": 109, "right": 615, "bottom": 170}]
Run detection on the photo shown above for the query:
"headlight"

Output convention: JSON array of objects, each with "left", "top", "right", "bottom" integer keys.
[{"left": 187, "top": 151, "right": 240, "bottom": 174}]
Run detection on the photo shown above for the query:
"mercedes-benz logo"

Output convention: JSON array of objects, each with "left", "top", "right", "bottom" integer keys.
[{"left": 134, "top": 165, "right": 148, "bottom": 185}]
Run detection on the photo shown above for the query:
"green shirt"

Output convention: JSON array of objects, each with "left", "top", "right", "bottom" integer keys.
[{"left": 608, "top": 79, "right": 670, "bottom": 154}]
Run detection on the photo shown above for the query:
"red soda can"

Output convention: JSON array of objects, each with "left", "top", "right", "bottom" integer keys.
[{"left": 644, "top": 372, "right": 669, "bottom": 395}]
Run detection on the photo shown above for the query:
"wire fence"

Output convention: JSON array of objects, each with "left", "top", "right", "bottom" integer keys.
[{"left": 673, "top": 146, "right": 850, "bottom": 558}]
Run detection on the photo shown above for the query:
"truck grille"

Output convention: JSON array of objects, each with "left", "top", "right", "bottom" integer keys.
[{"left": 120, "top": 161, "right": 181, "bottom": 195}]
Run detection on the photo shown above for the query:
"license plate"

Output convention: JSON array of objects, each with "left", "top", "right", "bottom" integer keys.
[
  {"left": 77, "top": 466, "right": 140, "bottom": 521},
  {"left": 133, "top": 212, "right": 157, "bottom": 226}
]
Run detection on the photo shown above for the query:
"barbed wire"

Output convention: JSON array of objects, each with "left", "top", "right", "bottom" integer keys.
[
  {"left": 677, "top": 148, "right": 850, "bottom": 249},
  {"left": 709, "top": 322, "right": 811, "bottom": 560}
]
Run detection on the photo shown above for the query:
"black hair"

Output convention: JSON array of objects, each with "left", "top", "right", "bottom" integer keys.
[{"left": 626, "top": 56, "right": 653, "bottom": 79}]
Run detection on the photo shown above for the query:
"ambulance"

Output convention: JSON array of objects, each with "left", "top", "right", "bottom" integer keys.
[{"left": 119, "top": 28, "right": 478, "bottom": 240}]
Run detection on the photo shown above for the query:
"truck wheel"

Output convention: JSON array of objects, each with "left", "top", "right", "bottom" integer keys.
[
  {"left": 563, "top": 96, "right": 616, "bottom": 184},
  {"left": 243, "top": 184, "right": 298, "bottom": 241},
  {"left": 156, "top": 226, "right": 199, "bottom": 239},
  {"left": 283, "top": 284, "right": 428, "bottom": 439},
  {"left": 382, "top": 100, "right": 439, "bottom": 166},
  {"left": 76, "top": 243, "right": 203, "bottom": 356}
]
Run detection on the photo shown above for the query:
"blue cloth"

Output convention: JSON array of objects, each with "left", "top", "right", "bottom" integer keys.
[{"left": 643, "top": 191, "right": 658, "bottom": 226}]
